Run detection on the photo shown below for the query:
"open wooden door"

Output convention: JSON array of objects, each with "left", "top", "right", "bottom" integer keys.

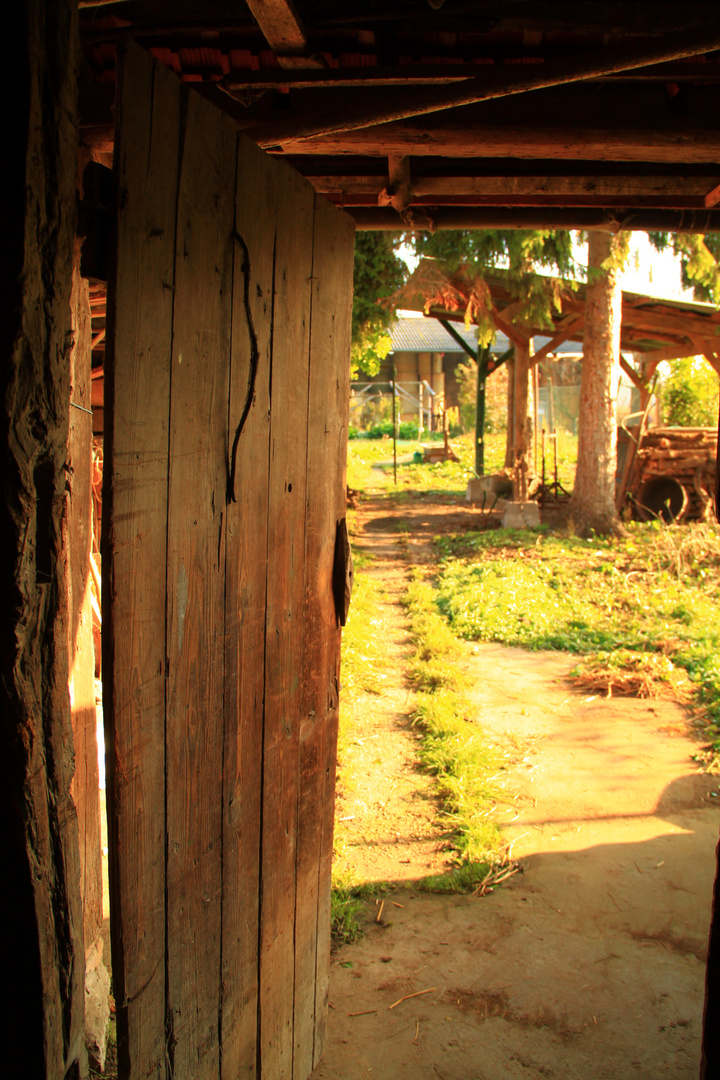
[{"left": 104, "top": 43, "right": 354, "bottom": 1080}]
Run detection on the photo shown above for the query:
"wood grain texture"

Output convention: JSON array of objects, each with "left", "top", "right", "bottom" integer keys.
[
  {"left": 221, "top": 132, "right": 278, "bottom": 1080},
  {"left": 293, "top": 194, "right": 355, "bottom": 1078},
  {"left": 109, "top": 46, "right": 355, "bottom": 1080},
  {"left": 259, "top": 159, "right": 315, "bottom": 1080},
  {"left": 164, "top": 87, "right": 236, "bottom": 1080},
  {"left": 105, "top": 43, "right": 179, "bottom": 1080}
]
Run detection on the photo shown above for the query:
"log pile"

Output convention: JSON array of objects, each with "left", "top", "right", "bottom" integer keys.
[{"left": 630, "top": 426, "right": 717, "bottom": 521}]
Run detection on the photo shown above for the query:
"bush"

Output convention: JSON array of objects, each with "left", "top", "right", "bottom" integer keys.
[
  {"left": 455, "top": 360, "right": 508, "bottom": 434},
  {"left": 661, "top": 356, "right": 719, "bottom": 427}
]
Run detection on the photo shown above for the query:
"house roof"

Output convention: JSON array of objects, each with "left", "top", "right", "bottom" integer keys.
[
  {"left": 389, "top": 317, "right": 486, "bottom": 355},
  {"left": 389, "top": 314, "right": 579, "bottom": 358}
]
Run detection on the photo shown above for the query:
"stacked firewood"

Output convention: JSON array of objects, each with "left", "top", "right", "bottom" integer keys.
[{"left": 632, "top": 427, "right": 717, "bottom": 520}]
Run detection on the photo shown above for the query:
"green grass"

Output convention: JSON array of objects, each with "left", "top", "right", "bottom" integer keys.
[
  {"left": 404, "top": 575, "right": 504, "bottom": 890},
  {"left": 346, "top": 430, "right": 578, "bottom": 497},
  {"left": 332, "top": 554, "right": 389, "bottom": 943},
  {"left": 431, "top": 521, "right": 720, "bottom": 755}
]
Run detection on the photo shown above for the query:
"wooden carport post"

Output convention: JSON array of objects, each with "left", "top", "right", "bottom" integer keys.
[
  {"left": 513, "top": 339, "right": 532, "bottom": 500},
  {"left": 0, "top": 0, "right": 87, "bottom": 1075}
]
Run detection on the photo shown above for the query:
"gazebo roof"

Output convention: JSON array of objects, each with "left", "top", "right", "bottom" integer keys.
[{"left": 394, "top": 259, "right": 720, "bottom": 376}]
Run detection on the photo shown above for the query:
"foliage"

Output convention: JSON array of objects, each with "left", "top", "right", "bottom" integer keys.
[
  {"left": 351, "top": 232, "right": 407, "bottom": 377},
  {"left": 430, "top": 521, "right": 720, "bottom": 754},
  {"left": 660, "top": 355, "right": 719, "bottom": 427},
  {"left": 330, "top": 864, "right": 378, "bottom": 946},
  {"left": 456, "top": 359, "right": 508, "bottom": 434},
  {"left": 349, "top": 420, "right": 421, "bottom": 440},
  {"left": 403, "top": 574, "right": 504, "bottom": 888},
  {"left": 408, "top": 229, "right": 580, "bottom": 345},
  {"left": 648, "top": 232, "right": 720, "bottom": 304}
]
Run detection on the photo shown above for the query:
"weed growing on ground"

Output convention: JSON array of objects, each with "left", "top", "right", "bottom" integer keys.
[
  {"left": 432, "top": 522, "right": 720, "bottom": 755},
  {"left": 330, "top": 863, "right": 381, "bottom": 946},
  {"left": 404, "top": 575, "right": 504, "bottom": 890},
  {"left": 332, "top": 554, "right": 389, "bottom": 942}
]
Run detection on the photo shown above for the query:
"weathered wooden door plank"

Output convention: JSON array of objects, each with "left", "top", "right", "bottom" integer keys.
[
  {"left": 106, "top": 43, "right": 180, "bottom": 1079},
  {"left": 293, "top": 194, "right": 355, "bottom": 1078},
  {"left": 221, "top": 132, "right": 279, "bottom": 1080},
  {"left": 259, "top": 161, "right": 315, "bottom": 1080},
  {"left": 164, "top": 88, "right": 236, "bottom": 1080},
  {"left": 110, "top": 46, "right": 355, "bottom": 1080}
]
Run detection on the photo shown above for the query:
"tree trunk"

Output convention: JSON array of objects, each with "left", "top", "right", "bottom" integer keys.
[{"left": 570, "top": 231, "right": 622, "bottom": 535}]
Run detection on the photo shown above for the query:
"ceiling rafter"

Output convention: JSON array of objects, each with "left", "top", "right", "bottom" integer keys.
[{"left": 250, "top": 23, "right": 720, "bottom": 146}]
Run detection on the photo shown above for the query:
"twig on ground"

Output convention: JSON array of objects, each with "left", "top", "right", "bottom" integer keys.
[
  {"left": 473, "top": 863, "right": 521, "bottom": 897},
  {"left": 389, "top": 987, "right": 437, "bottom": 1010}
]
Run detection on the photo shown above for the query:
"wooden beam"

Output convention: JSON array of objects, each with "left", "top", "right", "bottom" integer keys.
[
  {"left": 275, "top": 120, "right": 720, "bottom": 164},
  {"left": 410, "top": 174, "right": 719, "bottom": 199},
  {"left": 350, "top": 206, "right": 720, "bottom": 232},
  {"left": 530, "top": 315, "right": 585, "bottom": 365},
  {"left": 491, "top": 305, "right": 530, "bottom": 348},
  {"left": 224, "top": 64, "right": 477, "bottom": 91},
  {"left": 431, "top": 316, "right": 477, "bottom": 361},
  {"left": 244, "top": 0, "right": 323, "bottom": 69},
  {"left": 378, "top": 155, "right": 411, "bottom": 216},
  {"left": 253, "top": 23, "right": 720, "bottom": 146},
  {"left": 705, "top": 181, "right": 720, "bottom": 209},
  {"left": 619, "top": 355, "right": 647, "bottom": 392}
]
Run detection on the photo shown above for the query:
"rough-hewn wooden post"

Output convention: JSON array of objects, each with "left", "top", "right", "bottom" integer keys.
[
  {"left": 504, "top": 355, "right": 515, "bottom": 468},
  {"left": 513, "top": 339, "right": 532, "bottom": 499},
  {"left": 0, "top": 1, "right": 86, "bottom": 1076},
  {"left": 570, "top": 231, "right": 622, "bottom": 534}
]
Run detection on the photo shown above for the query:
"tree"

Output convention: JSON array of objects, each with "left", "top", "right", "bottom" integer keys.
[
  {"left": 648, "top": 232, "right": 720, "bottom": 304},
  {"left": 570, "top": 231, "right": 626, "bottom": 536},
  {"left": 351, "top": 232, "right": 407, "bottom": 378},
  {"left": 408, "top": 229, "right": 579, "bottom": 488}
]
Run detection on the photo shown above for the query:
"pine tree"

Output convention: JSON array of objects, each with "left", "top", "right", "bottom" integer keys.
[{"left": 351, "top": 232, "right": 407, "bottom": 377}]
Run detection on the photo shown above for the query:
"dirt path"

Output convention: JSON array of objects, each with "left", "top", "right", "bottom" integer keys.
[{"left": 312, "top": 491, "right": 720, "bottom": 1080}]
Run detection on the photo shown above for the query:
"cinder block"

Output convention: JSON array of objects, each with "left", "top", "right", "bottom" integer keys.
[{"left": 502, "top": 501, "right": 541, "bottom": 529}]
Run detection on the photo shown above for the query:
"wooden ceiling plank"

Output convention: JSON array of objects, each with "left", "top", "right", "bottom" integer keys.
[
  {"left": 223, "top": 65, "right": 477, "bottom": 91},
  {"left": 244, "top": 0, "right": 324, "bottom": 69},
  {"left": 253, "top": 23, "right": 720, "bottom": 146}
]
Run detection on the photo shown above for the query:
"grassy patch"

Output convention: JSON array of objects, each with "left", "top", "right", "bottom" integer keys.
[
  {"left": 432, "top": 521, "right": 720, "bottom": 754},
  {"left": 404, "top": 575, "right": 504, "bottom": 890},
  {"left": 346, "top": 431, "right": 578, "bottom": 498}
]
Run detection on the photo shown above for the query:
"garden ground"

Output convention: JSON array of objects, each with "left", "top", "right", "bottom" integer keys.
[{"left": 312, "top": 476, "right": 720, "bottom": 1080}]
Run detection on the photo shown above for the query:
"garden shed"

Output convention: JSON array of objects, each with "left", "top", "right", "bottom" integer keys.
[{"left": 6, "top": 3, "right": 720, "bottom": 1079}]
